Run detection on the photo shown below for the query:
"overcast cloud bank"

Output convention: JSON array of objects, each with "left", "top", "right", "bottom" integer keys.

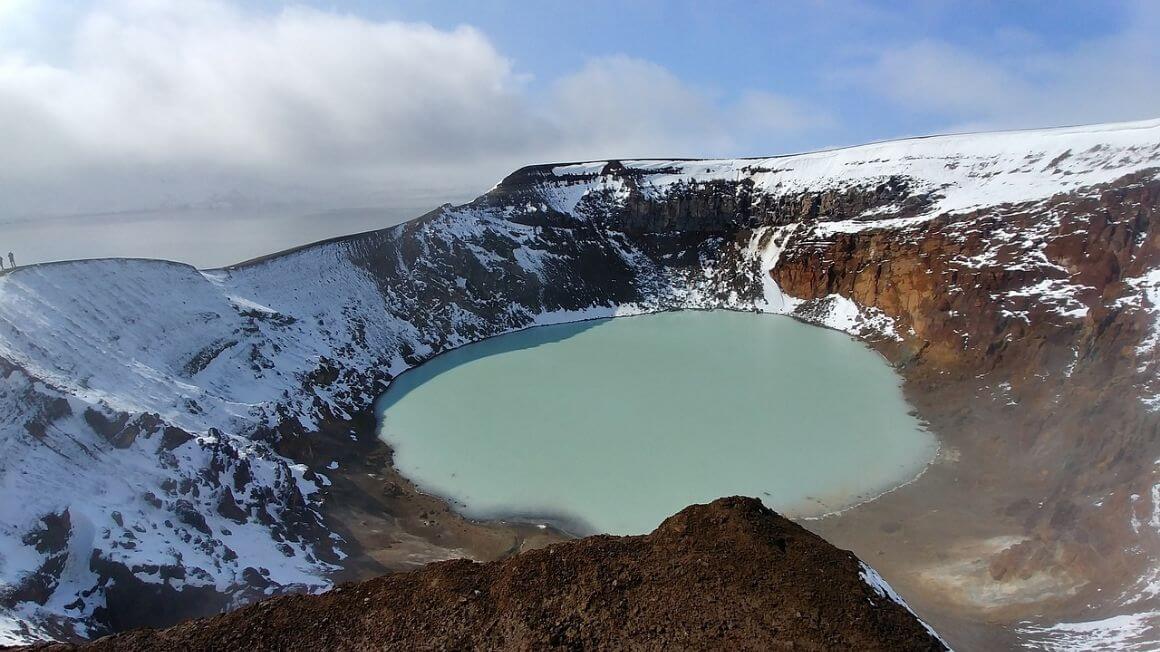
[{"left": 0, "top": 0, "right": 1155, "bottom": 266}]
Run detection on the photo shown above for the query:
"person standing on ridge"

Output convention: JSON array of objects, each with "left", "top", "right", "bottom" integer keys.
[{"left": 7, "top": 252, "right": 13, "bottom": 268}]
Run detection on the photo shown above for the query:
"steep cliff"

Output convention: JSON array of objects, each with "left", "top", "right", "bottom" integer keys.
[{"left": 1, "top": 119, "right": 1159, "bottom": 648}]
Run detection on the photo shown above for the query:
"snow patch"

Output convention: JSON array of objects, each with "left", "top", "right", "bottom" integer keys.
[{"left": 860, "top": 561, "right": 950, "bottom": 647}]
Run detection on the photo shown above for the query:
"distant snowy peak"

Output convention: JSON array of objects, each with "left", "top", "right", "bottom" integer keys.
[{"left": 485, "top": 118, "right": 1160, "bottom": 224}]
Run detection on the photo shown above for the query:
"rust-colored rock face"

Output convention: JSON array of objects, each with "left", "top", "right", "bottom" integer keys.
[
  {"left": 30, "top": 498, "right": 945, "bottom": 652},
  {"left": 775, "top": 172, "right": 1160, "bottom": 367},
  {"left": 774, "top": 173, "right": 1160, "bottom": 594}
]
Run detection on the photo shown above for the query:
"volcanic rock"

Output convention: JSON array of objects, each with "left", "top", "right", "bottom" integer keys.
[{"left": 30, "top": 498, "right": 945, "bottom": 651}]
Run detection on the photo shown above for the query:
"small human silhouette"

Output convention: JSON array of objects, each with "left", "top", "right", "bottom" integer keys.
[{"left": 7, "top": 253, "right": 13, "bottom": 268}]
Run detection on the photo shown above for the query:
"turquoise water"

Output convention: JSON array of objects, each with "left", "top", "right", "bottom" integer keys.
[{"left": 376, "top": 311, "right": 937, "bottom": 535}]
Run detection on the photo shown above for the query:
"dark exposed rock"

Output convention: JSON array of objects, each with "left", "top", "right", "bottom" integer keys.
[
  {"left": 214, "top": 488, "right": 248, "bottom": 525},
  {"left": 21, "top": 511, "right": 72, "bottom": 556},
  {"left": 7, "top": 511, "right": 73, "bottom": 606},
  {"left": 83, "top": 409, "right": 131, "bottom": 448},
  {"left": 158, "top": 427, "right": 193, "bottom": 452},
  {"left": 173, "top": 501, "right": 211, "bottom": 536},
  {"left": 31, "top": 499, "right": 945, "bottom": 652},
  {"left": 182, "top": 339, "right": 237, "bottom": 376},
  {"left": 81, "top": 554, "right": 230, "bottom": 638}
]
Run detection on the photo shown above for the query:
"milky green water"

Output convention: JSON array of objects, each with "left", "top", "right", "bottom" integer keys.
[{"left": 376, "top": 311, "right": 938, "bottom": 535}]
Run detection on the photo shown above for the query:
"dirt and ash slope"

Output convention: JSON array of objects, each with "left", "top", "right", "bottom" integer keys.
[{"left": 28, "top": 498, "right": 946, "bottom": 651}]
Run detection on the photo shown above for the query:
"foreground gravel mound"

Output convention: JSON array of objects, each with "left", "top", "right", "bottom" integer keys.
[{"left": 34, "top": 497, "right": 945, "bottom": 651}]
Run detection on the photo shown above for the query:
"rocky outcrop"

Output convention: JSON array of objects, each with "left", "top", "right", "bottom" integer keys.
[
  {"left": 776, "top": 173, "right": 1160, "bottom": 583},
  {"left": 29, "top": 498, "right": 946, "bottom": 652}
]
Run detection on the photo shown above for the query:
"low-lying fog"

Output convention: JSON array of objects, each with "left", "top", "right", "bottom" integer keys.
[{"left": 0, "top": 204, "right": 440, "bottom": 270}]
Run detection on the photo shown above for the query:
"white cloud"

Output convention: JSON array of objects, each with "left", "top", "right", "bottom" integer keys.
[
  {"left": 545, "top": 56, "right": 731, "bottom": 159},
  {"left": 1, "top": 1, "right": 535, "bottom": 174},
  {"left": 728, "top": 91, "right": 835, "bottom": 148},
  {"left": 859, "top": 40, "right": 1023, "bottom": 118},
  {"left": 1, "top": 0, "right": 1153, "bottom": 268},
  {"left": 536, "top": 57, "right": 829, "bottom": 161},
  {"left": 0, "top": 0, "right": 831, "bottom": 222},
  {"left": 852, "top": 3, "right": 1160, "bottom": 131}
]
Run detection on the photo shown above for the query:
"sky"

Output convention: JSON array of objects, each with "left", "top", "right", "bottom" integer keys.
[{"left": 0, "top": 0, "right": 1157, "bottom": 267}]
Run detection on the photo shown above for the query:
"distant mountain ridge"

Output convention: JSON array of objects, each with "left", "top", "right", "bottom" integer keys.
[{"left": 0, "top": 119, "right": 1158, "bottom": 648}]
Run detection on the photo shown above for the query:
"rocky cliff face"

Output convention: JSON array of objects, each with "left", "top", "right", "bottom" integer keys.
[
  {"left": 28, "top": 498, "right": 948, "bottom": 652},
  {"left": 1, "top": 119, "right": 1159, "bottom": 648}
]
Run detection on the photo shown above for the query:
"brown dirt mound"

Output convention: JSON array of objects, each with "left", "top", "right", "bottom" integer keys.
[{"left": 37, "top": 497, "right": 945, "bottom": 651}]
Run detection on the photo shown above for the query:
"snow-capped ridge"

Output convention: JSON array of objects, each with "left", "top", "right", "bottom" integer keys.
[
  {"left": 535, "top": 116, "right": 1160, "bottom": 176},
  {"left": 486, "top": 117, "right": 1160, "bottom": 227}
]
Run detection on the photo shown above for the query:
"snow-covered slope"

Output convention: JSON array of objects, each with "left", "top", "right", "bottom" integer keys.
[
  {"left": 547, "top": 119, "right": 1160, "bottom": 221},
  {"left": 1, "top": 119, "right": 1159, "bottom": 646}
]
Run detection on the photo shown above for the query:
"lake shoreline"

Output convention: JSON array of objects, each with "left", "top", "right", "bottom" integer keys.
[{"left": 374, "top": 310, "right": 938, "bottom": 536}]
